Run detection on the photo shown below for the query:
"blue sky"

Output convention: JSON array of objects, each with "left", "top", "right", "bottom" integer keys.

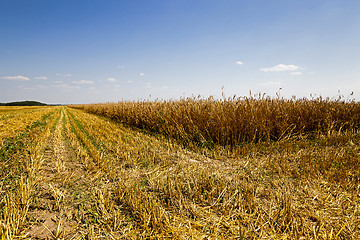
[{"left": 1, "top": 0, "right": 359, "bottom": 104}]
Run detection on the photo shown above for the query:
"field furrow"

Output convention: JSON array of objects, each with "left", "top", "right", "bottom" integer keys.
[
  {"left": 1, "top": 104, "right": 359, "bottom": 239},
  {"left": 0, "top": 107, "right": 59, "bottom": 238}
]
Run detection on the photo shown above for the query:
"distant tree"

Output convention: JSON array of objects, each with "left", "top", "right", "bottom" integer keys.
[{"left": 0, "top": 101, "right": 47, "bottom": 106}]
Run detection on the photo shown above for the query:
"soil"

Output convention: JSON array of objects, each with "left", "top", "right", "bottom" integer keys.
[{"left": 25, "top": 114, "right": 101, "bottom": 239}]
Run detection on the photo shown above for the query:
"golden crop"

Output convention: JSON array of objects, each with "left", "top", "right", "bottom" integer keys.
[
  {"left": 66, "top": 104, "right": 359, "bottom": 239},
  {"left": 0, "top": 107, "right": 60, "bottom": 237},
  {"left": 0, "top": 106, "right": 54, "bottom": 147},
  {"left": 1, "top": 102, "right": 359, "bottom": 239},
  {"left": 71, "top": 96, "right": 360, "bottom": 146}
]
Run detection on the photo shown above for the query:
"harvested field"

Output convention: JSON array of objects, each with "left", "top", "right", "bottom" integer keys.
[{"left": 1, "top": 100, "right": 359, "bottom": 239}]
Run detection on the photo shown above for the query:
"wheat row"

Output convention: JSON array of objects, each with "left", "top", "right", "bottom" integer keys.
[
  {"left": 64, "top": 107, "right": 360, "bottom": 238},
  {"left": 71, "top": 96, "right": 360, "bottom": 146}
]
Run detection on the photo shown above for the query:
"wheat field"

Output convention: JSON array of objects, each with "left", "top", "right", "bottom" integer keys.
[
  {"left": 72, "top": 96, "right": 360, "bottom": 145},
  {"left": 0, "top": 98, "right": 359, "bottom": 239}
]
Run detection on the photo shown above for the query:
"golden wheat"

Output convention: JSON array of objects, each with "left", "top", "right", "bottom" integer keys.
[
  {"left": 71, "top": 96, "right": 360, "bottom": 146},
  {"left": 1, "top": 101, "right": 359, "bottom": 239},
  {"left": 65, "top": 105, "right": 360, "bottom": 238}
]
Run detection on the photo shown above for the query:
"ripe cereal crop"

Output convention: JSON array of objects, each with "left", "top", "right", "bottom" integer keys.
[{"left": 0, "top": 97, "right": 359, "bottom": 239}]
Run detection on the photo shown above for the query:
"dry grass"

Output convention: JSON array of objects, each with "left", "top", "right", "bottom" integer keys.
[
  {"left": 68, "top": 97, "right": 360, "bottom": 239},
  {"left": 0, "top": 98, "right": 359, "bottom": 239},
  {"left": 71, "top": 96, "right": 360, "bottom": 146},
  {"left": 0, "top": 106, "right": 54, "bottom": 147},
  {"left": 0, "top": 107, "right": 59, "bottom": 238}
]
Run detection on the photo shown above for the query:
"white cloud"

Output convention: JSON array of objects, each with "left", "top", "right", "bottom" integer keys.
[
  {"left": 236, "top": 61, "right": 243, "bottom": 65},
  {"left": 72, "top": 80, "right": 94, "bottom": 85},
  {"left": 55, "top": 83, "right": 80, "bottom": 89},
  {"left": 35, "top": 76, "right": 48, "bottom": 80},
  {"left": 139, "top": 73, "right": 145, "bottom": 77},
  {"left": 107, "top": 77, "right": 116, "bottom": 82},
  {"left": 56, "top": 73, "right": 72, "bottom": 77},
  {"left": 290, "top": 72, "right": 303, "bottom": 75},
  {"left": 127, "top": 80, "right": 133, "bottom": 83},
  {"left": 258, "top": 81, "right": 281, "bottom": 86},
  {"left": 117, "top": 65, "right": 125, "bottom": 69},
  {"left": 114, "top": 84, "right": 121, "bottom": 88},
  {"left": 260, "top": 64, "right": 301, "bottom": 72},
  {"left": 19, "top": 86, "right": 36, "bottom": 90},
  {"left": 36, "top": 84, "right": 49, "bottom": 89},
  {"left": 1, "top": 75, "right": 30, "bottom": 81}
]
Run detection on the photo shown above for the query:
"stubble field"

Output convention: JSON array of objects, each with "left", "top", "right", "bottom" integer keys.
[{"left": 0, "top": 97, "right": 359, "bottom": 239}]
